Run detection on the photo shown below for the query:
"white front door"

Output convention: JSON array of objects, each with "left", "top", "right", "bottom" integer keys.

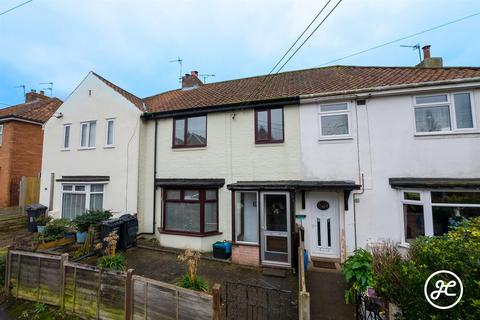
[{"left": 308, "top": 192, "right": 340, "bottom": 258}]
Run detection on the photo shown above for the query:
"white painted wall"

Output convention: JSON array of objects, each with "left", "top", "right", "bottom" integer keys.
[
  {"left": 147, "top": 106, "right": 302, "bottom": 251},
  {"left": 40, "top": 73, "right": 143, "bottom": 219},
  {"left": 299, "top": 87, "right": 480, "bottom": 255}
]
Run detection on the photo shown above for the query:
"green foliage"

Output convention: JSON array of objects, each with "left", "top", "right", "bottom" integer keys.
[
  {"left": 177, "top": 274, "right": 209, "bottom": 292},
  {"left": 341, "top": 248, "right": 373, "bottom": 304},
  {"left": 97, "top": 253, "right": 126, "bottom": 271},
  {"left": 36, "top": 215, "right": 53, "bottom": 226},
  {"left": 0, "top": 248, "right": 6, "bottom": 293},
  {"left": 372, "top": 217, "right": 480, "bottom": 320},
  {"left": 73, "top": 210, "right": 112, "bottom": 232},
  {"left": 38, "top": 218, "right": 71, "bottom": 242}
]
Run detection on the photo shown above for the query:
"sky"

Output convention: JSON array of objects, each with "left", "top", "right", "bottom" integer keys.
[{"left": 0, "top": 0, "right": 479, "bottom": 107}]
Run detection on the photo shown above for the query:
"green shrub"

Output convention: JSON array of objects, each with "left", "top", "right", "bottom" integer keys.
[
  {"left": 36, "top": 215, "right": 53, "bottom": 226},
  {"left": 341, "top": 248, "right": 373, "bottom": 304},
  {"left": 38, "top": 218, "right": 70, "bottom": 242},
  {"left": 177, "top": 274, "right": 208, "bottom": 292},
  {"left": 97, "top": 254, "right": 125, "bottom": 271},
  {"left": 372, "top": 217, "right": 480, "bottom": 320},
  {"left": 73, "top": 210, "right": 112, "bottom": 233},
  {"left": 0, "top": 248, "right": 6, "bottom": 292}
]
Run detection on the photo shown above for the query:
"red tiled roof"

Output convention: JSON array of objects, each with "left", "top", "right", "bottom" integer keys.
[
  {"left": 143, "top": 65, "right": 480, "bottom": 113},
  {"left": 92, "top": 72, "right": 145, "bottom": 111},
  {"left": 0, "top": 97, "right": 62, "bottom": 123}
]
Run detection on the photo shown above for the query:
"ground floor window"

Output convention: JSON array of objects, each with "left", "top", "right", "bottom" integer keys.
[
  {"left": 163, "top": 189, "right": 218, "bottom": 235},
  {"left": 62, "top": 184, "right": 104, "bottom": 219},
  {"left": 401, "top": 190, "right": 480, "bottom": 242},
  {"left": 234, "top": 191, "right": 259, "bottom": 244}
]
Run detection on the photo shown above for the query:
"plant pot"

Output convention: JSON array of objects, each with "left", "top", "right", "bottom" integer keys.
[
  {"left": 37, "top": 225, "right": 45, "bottom": 233},
  {"left": 64, "top": 231, "right": 76, "bottom": 238},
  {"left": 76, "top": 231, "right": 87, "bottom": 243}
]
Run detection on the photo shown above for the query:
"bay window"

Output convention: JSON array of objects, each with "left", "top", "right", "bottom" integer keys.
[
  {"left": 173, "top": 115, "right": 207, "bottom": 148},
  {"left": 401, "top": 190, "right": 480, "bottom": 243},
  {"left": 413, "top": 92, "right": 475, "bottom": 134},
  {"left": 163, "top": 189, "right": 218, "bottom": 235},
  {"left": 62, "top": 184, "right": 104, "bottom": 219}
]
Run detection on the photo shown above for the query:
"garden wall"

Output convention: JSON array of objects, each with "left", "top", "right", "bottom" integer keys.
[{"left": 4, "top": 249, "right": 220, "bottom": 320}]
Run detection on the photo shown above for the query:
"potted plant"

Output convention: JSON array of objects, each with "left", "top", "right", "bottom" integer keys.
[
  {"left": 36, "top": 215, "right": 53, "bottom": 234},
  {"left": 73, "top": 210, "right": 112, "bottom": 244},
  {"left": 38, "top": 218, "right": 69, "bottom": 242}
]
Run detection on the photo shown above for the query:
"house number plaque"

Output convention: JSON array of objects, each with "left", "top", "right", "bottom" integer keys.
[{"left": 317, "top": 201, "right": 330, "bottom": 210}]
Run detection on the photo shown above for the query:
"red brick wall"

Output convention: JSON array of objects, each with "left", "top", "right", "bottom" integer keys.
[
  {"left": 0, "top": 120, "right": 44, "bottom": 207},
  {"left": 232, "top": 244, "right": 260, "bottom": 266}
]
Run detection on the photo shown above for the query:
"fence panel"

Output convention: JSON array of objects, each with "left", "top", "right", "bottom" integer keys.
[{"left": 132, "top": 275, "right": 213, "bottom": 320}]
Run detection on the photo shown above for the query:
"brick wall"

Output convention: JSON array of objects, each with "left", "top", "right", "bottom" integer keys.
[
  {"left": 231, "top": 244, "right": 260, "bottom": 266},
  {"left": 0, "top": 120, "right": 44, "bottom": 207}
]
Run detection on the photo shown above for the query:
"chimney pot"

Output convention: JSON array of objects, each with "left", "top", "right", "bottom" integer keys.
[
  {"left": 40, "top": 90, "right": 45, "bottom": 95},
  {"left": 191, "top": 71, "right": 199, "bottom": 76},
  {"left": 181, "top": 70, "right": 203, "bottom": 89},
  {"left": 422, "top": 45, "right": 431, "bottom": 59}
]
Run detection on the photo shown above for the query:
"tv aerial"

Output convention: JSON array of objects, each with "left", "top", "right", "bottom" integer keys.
[
  {"left": 400, "top": 44, "right": 421, "bottom": 62},
  {"left": 199, "top": 74, "right": 215, "bottom": 83},
  {"left": 39, "top": 82, "right": 54, "bottom": 96},
  {"left": 169, "top": 57, "right": 183, "bottom": 86}
]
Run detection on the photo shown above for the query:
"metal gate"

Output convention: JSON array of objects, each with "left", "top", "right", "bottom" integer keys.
[{"left": 224, "top": 281, "right": 296, "bottom": 320}]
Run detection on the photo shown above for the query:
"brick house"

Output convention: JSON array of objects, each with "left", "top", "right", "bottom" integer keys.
[{"left": 0, "top": 91, "right": 62, "bottom": 207}]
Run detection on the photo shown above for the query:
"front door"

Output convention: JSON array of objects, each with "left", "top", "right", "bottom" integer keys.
[
  {"left": 309, "top": 192, "right": 340, "bottom": 258},
  {"left": 260, "top": 192, "right": 291, "bottom": 266}
]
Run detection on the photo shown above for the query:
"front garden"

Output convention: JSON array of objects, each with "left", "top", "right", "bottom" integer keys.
[{"left": 342, "top": 217, "right": 480, "bottom": 319}]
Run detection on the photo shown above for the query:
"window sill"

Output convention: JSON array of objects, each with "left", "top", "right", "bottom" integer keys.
[
  {"left": 398, "top": 242, "right": 410, "bottom": 249},
  {"left": 414, "top": 131, "right": 480, "bottom": 138},
  {"left": 255, "top": 142, "right": 285, "bottom": 147},
  {"left": 318, "top": 136, "right": 353, "bottom": 142},
  {"left": 232, "top": 241, "right": 259, "bottom": 247},
  {"left": 159, "top": 229, "right": 222, "bottom": 238},
  {"left": 171, "top": 146, "right": 207, "bottom": 151},
  {"left": 78, "top": 147, "right": 96, "bottom": 151},
  {"left": 61, "top": 149, "right": 70, "bottom": 152},
  {"left": 103, "top": 145, "right": 115, "bottom": 149}
]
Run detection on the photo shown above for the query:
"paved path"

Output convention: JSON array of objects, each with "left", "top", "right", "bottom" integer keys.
[{"left": 307, "top": 269, "right": 355, "bottom": 320}]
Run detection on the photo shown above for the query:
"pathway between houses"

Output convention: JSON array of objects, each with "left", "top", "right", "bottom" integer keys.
[{"left": 307, "top": 269, "right": 354, "bottom": 320}]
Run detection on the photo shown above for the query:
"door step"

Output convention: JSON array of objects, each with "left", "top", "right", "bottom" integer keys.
[
  {"left": 262, "top": 268, "right": 287, "bottom": 278},
  {"left": 312, "top": 260, "right": 337, "bottom": 269}
]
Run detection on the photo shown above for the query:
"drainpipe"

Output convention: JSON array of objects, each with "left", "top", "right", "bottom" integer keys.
[{"left": 352, "top": 173, "right": 365, "bottom": 250}]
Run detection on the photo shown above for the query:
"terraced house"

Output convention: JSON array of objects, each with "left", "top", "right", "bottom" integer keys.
[
  {"left": 40, "top": 47, "right": 480, "bottom": 269},
  {"left": 0, "top": 91, "right": 61, "bottom": 207}
]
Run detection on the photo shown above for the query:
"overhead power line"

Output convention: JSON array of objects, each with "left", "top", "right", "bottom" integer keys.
[
  {"left": 0, "top": 0, "right": 33, "bottom": 16},
  {"left": 318, "top": 10, "right": 480, "bottom": 66},
  {"left": 269, "top": 0, "right": 332, "bottom": 74}
]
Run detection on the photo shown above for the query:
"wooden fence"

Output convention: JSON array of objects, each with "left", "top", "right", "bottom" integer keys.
[
  {"left": 0, "top": 207, "right": 30, "bottom": 248},
  {"left": 297, "top": 228, "right": 310, "bottom": 320},
  {"left": 4, "top": 249, "right": 220, "bottom": 320}
]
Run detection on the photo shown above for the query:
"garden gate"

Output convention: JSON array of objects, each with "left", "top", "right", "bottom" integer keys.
[{"left": 223, "top": 281, "right": 296, "bottom": 320}]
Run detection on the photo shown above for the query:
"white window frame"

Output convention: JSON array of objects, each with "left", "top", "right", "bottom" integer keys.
[
  {"left": 413, "top": 92, "right": 477, "bottom": 135},
  {"left": 61, "top": 183, "right": 105, "bottom": 218},
  {"left": 79, "top": 121, "right": 96, "bottom": 149},
  {"left": 317, "top": 102, "right": 352, "bottom": 140},
  {"left": 399, "top": 189, "right": 480, "bottom": 245},
  {"left": 234, "top": 191, "right": 260, "bottom": 245},
  {"left": 105, "top": 118, "right": 115, "bottom": 148},
  {"left": 62, "top": 124, "right": 71, "bottom": 150},
  {"left": 0, "top": 124, "right": 3, "bottom": 146}
]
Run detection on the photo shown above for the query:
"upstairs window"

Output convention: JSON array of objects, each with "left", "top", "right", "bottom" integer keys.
[
  {"left": 255, "top": 108, "right": 284, "bottom": 143},
  {"left": 105, "top": 119, "right": 115, "bottom": 147},
  {"left": 80, "top": 121, "right": 96, "bottom": 148},
  {"left": 0, "top": 124, "right": 3, "bottom": 146},
  {"left": 414, "top": 93, "right": 475, "bottom": 134},
  {"left": 173, "top": 115, "right": 207, "bottom": 148},
  {"left": 62, "top": 124, "right": 71, "bottom": 149},
  {"left": 318, "top": 102, "right": 350, "bottom": 138}
]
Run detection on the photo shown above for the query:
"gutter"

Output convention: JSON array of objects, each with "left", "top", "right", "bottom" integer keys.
[
  {"left": 0, "top": 116, "right": 44, "bottom": 125},
  {"left": 141, "top": 96, "right": 300, "bottom": 120},
  {"left": 300, "top": 77, "right": 480, "bottom": 103}
]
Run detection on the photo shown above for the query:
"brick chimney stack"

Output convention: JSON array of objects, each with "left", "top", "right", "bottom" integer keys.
[
  {"left": 416, "top": 45, "right": 443, "bottom": 68},
  {"left": 25, "top": 89, "right": 49, "bottom": 103},
  {"left": 182, "top": 70, "right": 203, "bottom": 90}
]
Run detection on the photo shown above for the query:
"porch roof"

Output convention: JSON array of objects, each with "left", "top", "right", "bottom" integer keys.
[
  {"left": 155, "top": 178, "right": 225, "bottom": 188},
  {"left": 389, "top": 177, "right": 480, "bottom": 189},
  {"left": 56, "top": 175, "right": 110, "bottom": 182},
  {"left": 226, "top": 180, "right": 361, "bottom": 191}
]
